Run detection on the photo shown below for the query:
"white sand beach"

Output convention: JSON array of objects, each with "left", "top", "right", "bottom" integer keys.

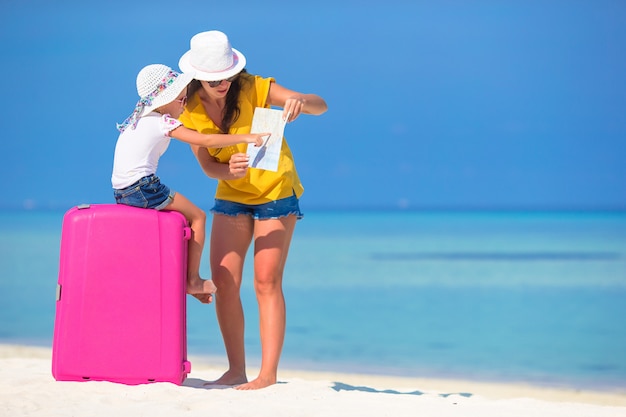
[{"left": 1, "top": 344, "right": 625, "bottom": 417}]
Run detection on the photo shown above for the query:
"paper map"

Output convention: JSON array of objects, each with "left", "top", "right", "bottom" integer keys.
[{"left": 247, "top": 107, "right": 287, "bottom": 172}]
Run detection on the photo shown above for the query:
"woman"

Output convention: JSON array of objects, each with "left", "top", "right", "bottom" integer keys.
[{"left": 178, "top": 30, "right": 327, "bottom": 390}]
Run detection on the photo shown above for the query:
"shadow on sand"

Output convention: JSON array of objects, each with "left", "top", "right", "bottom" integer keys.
[
  {"left": 331, "top": 382, "right": 473, "bottom": 398},
  {"left": 184, "top": 378, "right": 473, "bottom": 398}
]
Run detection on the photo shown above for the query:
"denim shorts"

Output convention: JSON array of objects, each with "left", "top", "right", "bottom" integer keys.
[
  {"left": 211, "top": 194, "right": 303, "bottom": 220},
  {"left": 113, "top": 174, "right": 175, "bottom": 210}
]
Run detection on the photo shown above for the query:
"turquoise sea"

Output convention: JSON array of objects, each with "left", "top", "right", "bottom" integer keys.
[{"left": 1, "top": 209, "right": 625, "bottom": 389}]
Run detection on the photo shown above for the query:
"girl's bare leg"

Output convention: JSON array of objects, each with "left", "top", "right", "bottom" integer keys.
[
  {"left": 235, "top": 214, "right": 297, "bottom": 390},
  {"left": 205, "top": 213, "right": 254, "bottom": 386},
  {"left": 164, "top": 193, "right": 216, "bottom": 299}
]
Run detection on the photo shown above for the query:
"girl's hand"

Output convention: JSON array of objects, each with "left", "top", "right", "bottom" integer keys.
[
  {"left": 229, "top": 152, "right": 250, "bottom": 179},
  {"left": 251, "top": 133, "right": 270, "bottom": 147}
]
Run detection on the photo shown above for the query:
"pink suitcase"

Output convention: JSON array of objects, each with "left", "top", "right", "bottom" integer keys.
[{"left": 52, "top": 203, "right": 192, "bottom": 385}]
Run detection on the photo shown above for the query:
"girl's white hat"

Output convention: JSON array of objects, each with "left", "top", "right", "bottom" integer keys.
[
  {"left": 178, "top": 31, "right": 246, "bottom": 81},
  {"left": 117, "top": 64, "right": 194, "bottom": 132}
]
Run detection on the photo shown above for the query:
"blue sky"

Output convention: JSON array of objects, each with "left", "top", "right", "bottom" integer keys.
[{"left": 1, "top": 0, "right": 624, "bottom": 210}]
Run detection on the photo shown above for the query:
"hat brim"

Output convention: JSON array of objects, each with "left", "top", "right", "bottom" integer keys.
[
  {"left": 143, "top": 72, "right": 195, "bottom": 115},
  {"left": 178, "top": 48, "right": 246, "bottom": 81}
]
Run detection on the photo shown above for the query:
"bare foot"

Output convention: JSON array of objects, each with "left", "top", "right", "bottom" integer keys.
[
  {"left": 234, "top": 376, "right": 276, "bottom": 390},
  {"left": 203, "top": 370, "right": 247, "bottom": 387},
  {"left": 187, "top": 277, "right": 217, "bottom": 303},
  {"left": 191, "top": 293, "right": 213, "bottom": 304},
  {"left": 187, "top": 277, "right": 217, "bottom": 295}
]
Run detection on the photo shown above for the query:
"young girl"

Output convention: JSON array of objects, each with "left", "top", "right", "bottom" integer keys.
[{"left": 112, "top": 64, "right": 267, "bottom": 303}]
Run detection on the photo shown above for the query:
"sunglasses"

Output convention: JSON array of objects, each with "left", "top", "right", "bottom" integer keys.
[
  {"left": 174, "top": 96, "right": 187, "bottom": 106},
  {"left": 205, "top": 74, "right": 239, "bottom": 88}
]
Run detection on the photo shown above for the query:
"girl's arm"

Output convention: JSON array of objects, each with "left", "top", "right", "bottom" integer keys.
[
  {"left": 267, "top": 82, "right": 328, "bottom": 122},
  {"left": 190, "top": 146, "right": 249, "bottom": 181},
  {"left": 172, "top": 126, "right": 266, "bottom": 148}
]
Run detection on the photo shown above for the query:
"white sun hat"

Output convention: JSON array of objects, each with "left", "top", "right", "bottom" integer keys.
[
  {"left": 116, "top": 64, "right": 194, "bottom": 132},
  {"left": 178, "top": 31, "right": 246, "bottom": 81}
]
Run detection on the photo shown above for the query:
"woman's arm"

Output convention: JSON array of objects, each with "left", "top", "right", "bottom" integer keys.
[
  {"left": 190, "top": 145, "right": 249, "bottom": 180},
  {"left": 267, "top": 82, "right": 328, "bottom": 122}
]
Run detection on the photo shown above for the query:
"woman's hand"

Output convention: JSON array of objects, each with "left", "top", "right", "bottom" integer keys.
[
  {"left": 282, "top": 97, "right": 305, "bottom": 123},
  {"left": 229, "top": 152, "right": 250, "bottom": 179},
  {"left": 268, "top": 83, "right": 328, "bottom": 122}
]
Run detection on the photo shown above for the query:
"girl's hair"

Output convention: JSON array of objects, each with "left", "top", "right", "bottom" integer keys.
[{"left": 187, "top": 69, "right": 248, "bottom": 133}]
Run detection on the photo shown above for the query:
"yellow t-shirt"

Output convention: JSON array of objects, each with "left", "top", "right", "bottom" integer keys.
[{"left": 179, "top": 74, "right": 304, "bottom": 205}]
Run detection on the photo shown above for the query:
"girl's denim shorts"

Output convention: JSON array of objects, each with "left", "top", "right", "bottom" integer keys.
[
  {"left": 211, "top": 193, "right": 303, "bottom": 220},
  {"left": 113, "top": 174, "right": 175, "bottom": 210}
]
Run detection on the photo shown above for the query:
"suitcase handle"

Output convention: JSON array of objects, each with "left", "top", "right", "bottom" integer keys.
[{"left": 183, "top": 227, "right": 191, "bottom": 241}]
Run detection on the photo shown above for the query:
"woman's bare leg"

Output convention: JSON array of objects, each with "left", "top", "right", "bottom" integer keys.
[
  {"left": 205, "top": 213, "right": 254, "bottom": 386},
  {"left": 235, "top": 214, "right": 297, "bottom": 390}
]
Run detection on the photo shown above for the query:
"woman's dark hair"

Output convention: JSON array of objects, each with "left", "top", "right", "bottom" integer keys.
[{"left": 187, "top": 69, "right": 248, "bottom": 133}]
